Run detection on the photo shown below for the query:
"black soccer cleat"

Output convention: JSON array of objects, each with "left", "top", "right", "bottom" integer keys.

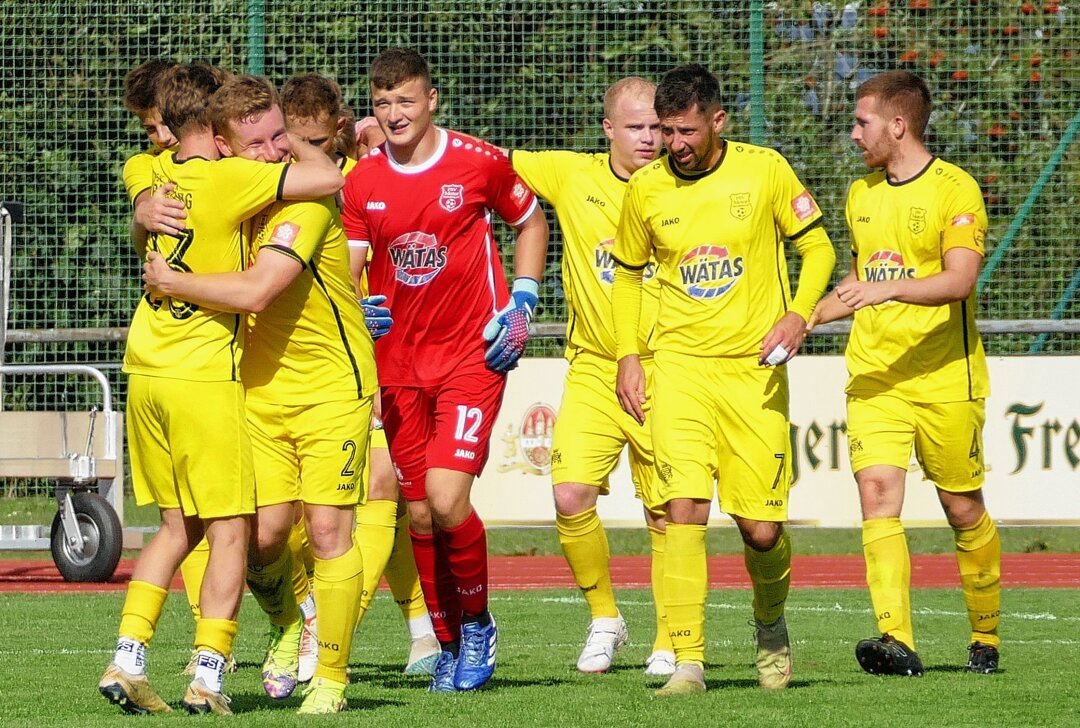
[
  {"left": 965, "top": 641, "right": 1000, "bottom": 674},
  {"left": 855, "top": 634, "right": 924, "bottom": 677}
]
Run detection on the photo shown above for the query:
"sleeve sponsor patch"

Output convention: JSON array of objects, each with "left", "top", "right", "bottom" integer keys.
[
  {"left": 951, "top": 213, "right": 976, "bottom": 227},
  {"left": 269, "top": 222, "right": 300, "bottom": 248},
  {"left": 791, "top": 190, "right": 818, "bottom": 221},
  {"left": 511, "top": 181, "right": 529, "bottom": 204}
]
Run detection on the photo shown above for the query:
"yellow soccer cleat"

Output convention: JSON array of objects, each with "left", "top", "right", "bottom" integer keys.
[
  {"left": 754, "top": 616, "right": 793, "bottom": 690},
  {"left": 297, "top": 676, "right": 348, "bottom": 714},
  {"left": 654, "top": 662, "right": 706, "bottom": 697},
  {"left": 98, "top": 664, "right": 173, "bottom": 715},
  {"left": 262, "top": 618, "right": 303, "bottom": 699},
  {"left": 182, "top": 677, "right": 233, "bottom": 715}
]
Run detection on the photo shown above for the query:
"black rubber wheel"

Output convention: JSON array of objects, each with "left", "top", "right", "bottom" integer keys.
[{"left": 50, "top": 491, "right": 122, "bottom": 582}]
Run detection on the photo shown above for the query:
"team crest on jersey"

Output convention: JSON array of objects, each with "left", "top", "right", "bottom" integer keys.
[
  {"left": 388, "top": 231, "right": 448, "bottom": 286},
  {"left": 269, "top": 222, "right": 300, "bottom": 248},
  {"left": 595, "top": 239, "right": 656, "bottom": 285},
  {"left": 908, "top": 207, "right": 928, "bottom": 235},
  {"left": 678, "top": 245, "right": 744, "bottom": 299},
  {"left": 730, "top": 192, "right": 752, "bottom": 220},
  {"left": 790, "top": 190, "right": 818, "bottom": 221},
  {"left": 439, "top": 184, "right": 464, "bottom": 212},
  {"left": 863, "top": 249, "right": 917, "bottom": 282}
]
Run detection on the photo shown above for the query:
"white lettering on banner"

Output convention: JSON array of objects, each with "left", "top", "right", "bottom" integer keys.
[{"left": 470, "top": 357, "right": 1080, "bottom": 527}]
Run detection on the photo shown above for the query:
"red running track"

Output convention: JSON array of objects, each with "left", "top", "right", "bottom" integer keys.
[{"left": 0, "top": 553, "right": 1077, "bottom": 593}]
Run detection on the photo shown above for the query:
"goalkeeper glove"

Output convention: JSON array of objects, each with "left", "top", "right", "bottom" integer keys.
[
  {"left": 360, "top": 294, "right": 393, "bottom": 340},
  {"left": 483, "top": 277, "right": 539, "bottom": 372}
]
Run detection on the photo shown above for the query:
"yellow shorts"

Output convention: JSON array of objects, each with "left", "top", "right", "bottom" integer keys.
[
  {"left": 847, "top": 394, "right": 986, "bottom": 491},
  {"left": 651, "top": 351, "right": 791, "bottom": 521},
  {"left": 246, "top": 396, "right": 373, "bottom": 508},
  {"left": 370, "top": 423, "right": 388, "bottom": 450},
  {"left": 126, "top": 374, "right": 255, "bottom": 519},
  {"left": 550, "top": 352, "right": 659, "bottom": 511}
]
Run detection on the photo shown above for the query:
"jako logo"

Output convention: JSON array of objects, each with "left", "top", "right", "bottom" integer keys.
[
  {"left": 454, "top": 448, "right": 477, "bottom": 460},
  {"left": 678, "top": 244, "right": 744, "bottom": 299},
  {"left": 862, "top": 249, "right": 916, "bottom": 282},
  {"left": 366, "top": 200, "right": 387, "bottom": 210},
  {"left": 389, "top": 231, "right": 448, "bottom": 286}
]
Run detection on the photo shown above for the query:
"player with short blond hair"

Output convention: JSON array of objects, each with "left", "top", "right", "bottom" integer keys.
[
  {"left": 810, "top": 69, "right": 1000, "bottom": 677},
  {"left": 508, "top": 76, "right": 674, "bottom": 677},
  {"left": 614, "top": 63, "right": 835, "bottom": 696}
]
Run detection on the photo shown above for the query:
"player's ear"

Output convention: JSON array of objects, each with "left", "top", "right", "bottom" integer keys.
[
  {"left": 711, "top": 108, "right": 727, "bottom": 134},
  {"left": 213, "top": 133, "right": 236, "bottom": 158},
  {"left": 602, "top": 117, "right": 615, "bottom": 142},
  {"left": 427, "top": 86, "right": 438, "bottom": 113}
]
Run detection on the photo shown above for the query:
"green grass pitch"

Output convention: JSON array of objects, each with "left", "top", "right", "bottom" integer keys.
[{"left": 0, "top": 585, "right": 1075, "bottom": 727}]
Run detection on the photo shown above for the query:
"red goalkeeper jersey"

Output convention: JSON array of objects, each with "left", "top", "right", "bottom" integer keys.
[{"left": 342, "top": 128, "right": 538, "bottom": 387}]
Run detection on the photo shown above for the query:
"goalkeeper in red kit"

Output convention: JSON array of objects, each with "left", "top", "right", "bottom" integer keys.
[{"left": 341, "top": 48, "right": 549, "bottom": 692}]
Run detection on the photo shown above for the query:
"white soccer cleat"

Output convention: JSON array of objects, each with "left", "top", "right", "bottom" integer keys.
[
  {"left": 298, "top": 611, "right": 318, "bottom": 684},
  {"left": 576, "top": 614, "right": 629, "bottom": 673},
  {"left": 404, "top": 633, "right": 441, "bottom": 675},
  {"left": 644, "top": 649, "right": 677, "bottom": 677}
]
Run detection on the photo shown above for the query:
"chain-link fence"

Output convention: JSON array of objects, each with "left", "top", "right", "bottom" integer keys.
[{"left": 1, "top": 0, "right": 1078, "bottom": 407}]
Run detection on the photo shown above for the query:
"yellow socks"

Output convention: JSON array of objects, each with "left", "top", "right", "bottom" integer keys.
[
  {"left": 954, "top": 511, "right": 1002, "bottom": 647},
  {"left": 118, "top": 580, "right": 169, "bottom": 645},
  {"left": 557, "top": 507, "right": 618, "bottom": 619},
  {"left": 648, "top": 525, "right": 673, "bottom": 653},
  {"left": 386, "top": 510, "right": 427, "bottom": 621},
  {"left": 179, "top": 539, "right": 210, "bottom": 619},
  {"left": 288, "top": 519, "right": 312, "bottom": 607},
  {"left": 663, "top": 523, "right": 708, "bottom": 666},
  {"left": 745, "top": 529, "right": 791, "bottom": 625},
  {"left": 313, "top": 541, "right": 364, "bottom": 683},
  {"left": 863, "top": 517, "right": 914, "bottom": 648},
  {"left": 194, "top": 617, "right": 238, "bottom": 658},
  {"left": 247, "top": 548, "right": 300, "bottom": 628},
  {"left": 353, "top": 499, "right": 398, "bottom": 622}
]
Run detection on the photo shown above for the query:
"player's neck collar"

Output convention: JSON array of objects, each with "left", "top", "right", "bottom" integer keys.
[
  {"left": 886, "top": 154, "right": 936, "bottom": 186},
  {"left": 386, "top": 127, "right": 448, "bottom": 175}
]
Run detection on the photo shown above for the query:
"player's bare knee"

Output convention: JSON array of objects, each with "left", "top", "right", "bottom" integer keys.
[
  {"left": 940, "top": 489, "right": 986, "bottom": 530},
  {"left": 666, "top": 498, "right": 710, "bottom": 525},
  {"left": 304, "top": 505, "right": 354, "bottom": 558},
  {"left": 737, "top": 519, "right": 782, "bottom": 551},
  {"left": 553, "top": 482, "right": 598, "bottom": 516}
]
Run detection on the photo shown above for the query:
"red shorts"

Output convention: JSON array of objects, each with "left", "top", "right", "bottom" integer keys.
[{"left": 381, "top": 359, "right": 506, "bottom": 501}]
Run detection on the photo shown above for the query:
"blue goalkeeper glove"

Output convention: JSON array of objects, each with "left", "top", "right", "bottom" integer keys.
[
  {"left": 360, "top": 294, "right": 393, "bottom": 340},
  {"left": 483, "top": 277, "right": 539, "bottom": 372}
]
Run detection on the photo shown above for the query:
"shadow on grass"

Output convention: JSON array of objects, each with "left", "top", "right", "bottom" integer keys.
[
  {"left": 226, "top": 691, "right": 405, "bottom": 714},
  {"left": 927, "top": 664, "right": 1004, "bottom": 675}
]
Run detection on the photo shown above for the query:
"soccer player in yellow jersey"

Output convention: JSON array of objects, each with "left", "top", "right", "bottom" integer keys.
[
  {"left": 809, "top": 70, "right": 1000, "bottom": 677},
  {"left": 612, "top": 64, "right": 835, "bottom": 695},
  {"left": 509, "top": 77, "right": 673, "bottom": 677},
  {"left": 282, "top": 72, "right": 440, "bottom": 677},
  {"left": 142, "top": 74, "right": 376, "bottom": 714},
  {"left": 99, "top": 65, "right": 344, "bottom": 717}
]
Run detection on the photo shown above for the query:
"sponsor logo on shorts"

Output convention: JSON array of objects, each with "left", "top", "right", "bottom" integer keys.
[
  {"left": 849, "top": 437, "right": 864, "bottom": 454},
  {"left": 862, "top": 249, "right": 916, "bottom": 282},
  {"left": 658, "top": 462, "right": 673, "bottom": 483},
  {"left": 678, "top": 245, "right": 744, "bottom": 299},
  {"left": 336, "top": 482, "right": 355, "bottom": 491},
  {"left": 551, "top": 448, "right": 562, "bottom": 465},
  {"left": 764, "top": 498, "right": 784, "bottom": 507},
  {"left": 388, "top": 231, "right": 448, "bottom": 286},
  {"left": 454, "top": 448, "right": 477, "bottom": 460}
]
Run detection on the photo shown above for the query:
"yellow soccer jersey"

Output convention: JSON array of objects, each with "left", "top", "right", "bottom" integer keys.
[
  {"left": 845, "top": 157, "right": 989, "bottom": 402},
  {"left": 241, "top": 197, "right": 378, "bottom": 405},
  {"left": 123, "top": 154, "right": 288, "bottom": 382},
  {"left": 122, "top": 147, "right": 173, "bottom": 203},
  {"left": 615, "top": 142, "right": 829, "bottom": 358},
  {"left": 512, "top": 150, "right": 659, "bottom": 360}
]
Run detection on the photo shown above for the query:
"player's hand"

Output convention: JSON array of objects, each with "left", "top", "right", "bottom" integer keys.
[
  {"left": 616, "top": 355, "right": 648, "bottom": 425},
  {"left": 483, "top": 277, "right": 539, "bottom": 373},
  {"left": 355, "top": 116, "right": 385, "bottom": 154},
  {"left": 360, "top": 294, "right": 393, "bottom": 340},
  {"left": 759, "top": 311, "right": 807, "bottom": 366},
  {"left": 141, "top": 250, "right": 174, "bottom": 299},
  {"left": 836, "top": 279, "right": 893, "bottom": 310},
  {"left": 135, "top": 183, "right": 187, "bottom": 237}
]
